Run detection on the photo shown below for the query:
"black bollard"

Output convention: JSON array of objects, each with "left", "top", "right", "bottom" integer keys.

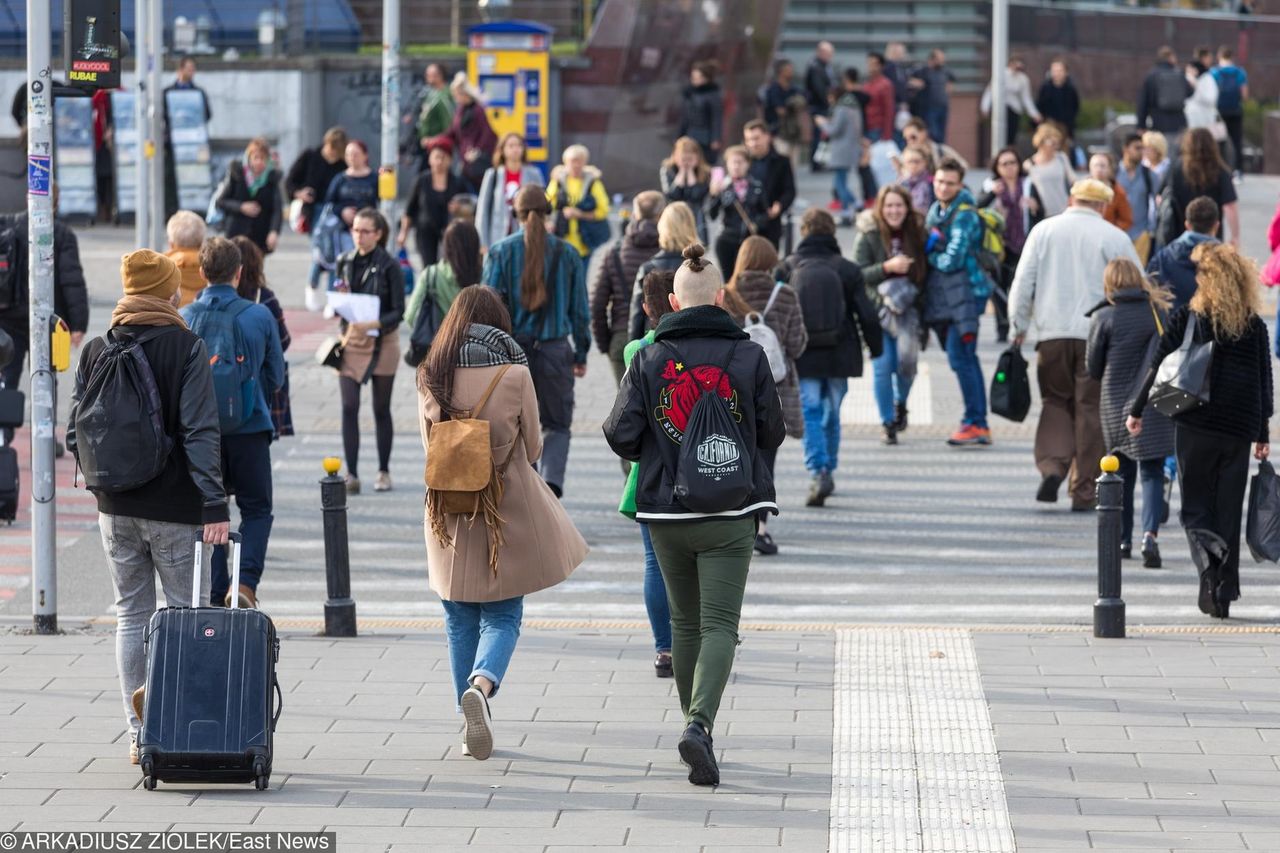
[
  {"left": 1094, "top": 455, "right": 1125, "bottom": 639},
  {"left": 320, "top": 457, "right": 357, "bottom": 637}
]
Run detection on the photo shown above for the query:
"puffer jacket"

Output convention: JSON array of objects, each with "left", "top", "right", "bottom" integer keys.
[
  {"left": 603, "top": 305, "right": 786, "bottom": 522},
  {"left": 592, "top": 218, "right": 660, "bottom": 349},
  {"left": 724, "top": 270, "right": 808, "bottom": 437},
  {"left": 1086, "top": 288, "right": 1175, "bottom": 460},
  {"left": 1147, "top": 230, "right": 1217, "bottom": 310}
]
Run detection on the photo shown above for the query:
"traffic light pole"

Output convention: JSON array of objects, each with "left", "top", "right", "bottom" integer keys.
[
  {"left": 147, "top": 0, "right": 165, "bottom": 249},
  {"left": 379, "top": 0, "right": 400, "bottom": 223},
  {"left": 26, "top": 0, "right": 58, "bottom": 634},
  {"left": 133, "top": 0, "right": 149, "bottom": 248}
]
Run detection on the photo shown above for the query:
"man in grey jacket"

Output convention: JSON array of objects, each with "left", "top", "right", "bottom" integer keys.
[
  {"left": 66, "top": 249, "right": 229, "bottom": 766},
  {"left": 1010, "top": 179, "right": 1142, "bottom": 509}
]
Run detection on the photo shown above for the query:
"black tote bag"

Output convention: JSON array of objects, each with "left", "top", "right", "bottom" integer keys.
[{"left": 1149, "top": 314, "right": 1213, "bottom": 418}]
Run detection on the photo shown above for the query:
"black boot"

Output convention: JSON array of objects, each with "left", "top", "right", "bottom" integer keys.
[{"left": 677, "top": 722, "right": 719, "bottom": 786}]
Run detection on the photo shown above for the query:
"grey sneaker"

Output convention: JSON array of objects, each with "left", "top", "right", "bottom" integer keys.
[
  {"left": 460, "top": 686, "right": 493, "bottom": 761},
  {"left": 345, "top": 476, "right": 361, "bottom": 495}
]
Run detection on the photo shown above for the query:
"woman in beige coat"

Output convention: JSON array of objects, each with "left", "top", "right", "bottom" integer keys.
[{"left": 418, "top": 286, "right": 587, "bottom": 761}]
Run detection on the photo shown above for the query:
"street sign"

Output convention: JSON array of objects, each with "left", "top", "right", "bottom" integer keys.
[{"left": 64, "top": 0, "right": 122, "bottom": 90}]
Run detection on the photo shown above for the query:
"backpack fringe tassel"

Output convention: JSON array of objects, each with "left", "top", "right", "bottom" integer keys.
[{"left": 427, "top": 466, "right": 509, "bottom": 576}]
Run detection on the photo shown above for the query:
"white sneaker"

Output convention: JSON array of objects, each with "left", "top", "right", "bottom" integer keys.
[
  {"left": 305, "top": 284, "right": 325, "bottom": 312},
  {"left": 460, "top": 686, "right": 493, "bottom": 761}
]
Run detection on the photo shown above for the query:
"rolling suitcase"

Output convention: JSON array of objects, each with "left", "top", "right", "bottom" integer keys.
[{"left": 138, "top": 532, "right": 282, "bottom": 790}]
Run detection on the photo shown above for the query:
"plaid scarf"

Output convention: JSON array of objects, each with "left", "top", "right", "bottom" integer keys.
[{"left": 458, "top": 323, "right": 528, "bottom": 367}]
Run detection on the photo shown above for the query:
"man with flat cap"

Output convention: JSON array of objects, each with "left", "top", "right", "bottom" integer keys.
[{"left": 1009, "top": 178, "right": 1143, "bottom": 509}]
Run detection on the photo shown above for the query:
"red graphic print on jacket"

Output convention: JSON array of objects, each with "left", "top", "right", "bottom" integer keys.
[{"left": 654, "top": 357, "right": 742, "bottom": 443}]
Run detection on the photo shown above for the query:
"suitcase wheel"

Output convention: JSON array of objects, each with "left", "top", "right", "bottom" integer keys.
[
  {"left": 140, "top": 757, "right": 156, "bottom": 791},
  {"left": 253, "top": 757, "right": 269, "bottom": 791}
]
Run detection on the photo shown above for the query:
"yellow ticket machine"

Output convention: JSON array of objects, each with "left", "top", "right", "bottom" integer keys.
[{"left": 467, "top": 20, "right": 553, "bottom": 178}]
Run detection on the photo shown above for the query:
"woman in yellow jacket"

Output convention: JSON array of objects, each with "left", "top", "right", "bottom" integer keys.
[{"left": 546, "top": 144, "right": 612, "bottom": 266}]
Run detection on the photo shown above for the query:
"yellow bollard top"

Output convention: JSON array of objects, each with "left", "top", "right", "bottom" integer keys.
[
  {"left": 1100, "top": 454, "right": 1120, "bottom": 474},
  {"left": 322, "top": 456, "right": 342, "bottom": 476}
]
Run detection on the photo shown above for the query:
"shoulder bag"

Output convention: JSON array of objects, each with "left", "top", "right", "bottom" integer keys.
[{"left": 1149, "top": 313, "right": 1214, "bottom": 417}]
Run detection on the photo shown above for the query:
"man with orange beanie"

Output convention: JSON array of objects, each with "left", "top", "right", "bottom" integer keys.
[{"left": 66, "top": 248, "right": 229, "bottom": 766}]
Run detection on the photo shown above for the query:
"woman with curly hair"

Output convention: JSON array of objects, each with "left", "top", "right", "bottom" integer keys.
[
  {"left": 1128, "top": 244, "right": 1273, "bottom": 619},
  {"left": 1157, "top": 127, "right": 1238, "bottom": 248}
]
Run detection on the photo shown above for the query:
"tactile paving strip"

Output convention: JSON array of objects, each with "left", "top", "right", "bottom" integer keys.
[{"left": 829, "top": 629, "right": 1016, "bottom": 853}]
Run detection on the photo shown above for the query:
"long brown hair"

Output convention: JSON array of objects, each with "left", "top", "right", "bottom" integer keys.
[
  {"left": 723, "top": 236, "right": 778, "bottom": 318},
  {"left": 663, "top": 136, "right": 711, "bottom": 184},
  {"left": 492, "top": 132, "right": 526, "bottom": 169},
  {"left": 1189, "top": 243, "right": 1261, "bottom": 341},
  {"left": 1180, "top": 127, "right": 1226, "bottom": 192},
  {"left": 873, "top": 185, "right": 928, "bottom": 284},
  {"left": 441, "top": 220, "right": 482, "bottom": 286},
  {"left": 514, "top": 185, "right": 552, "bottom": 312},
  {"left": 418, "top": 285, "right": 514, "bottom": 409},
  {"left": 231, "top": 236, "right": 265, "bottom": 300}
]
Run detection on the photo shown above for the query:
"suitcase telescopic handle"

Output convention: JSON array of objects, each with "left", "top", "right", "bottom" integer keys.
[{"left": 191, "top": 531, "right": 243, "bottom": 608}]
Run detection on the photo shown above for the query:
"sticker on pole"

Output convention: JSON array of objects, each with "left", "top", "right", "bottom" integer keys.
[{"left": 28, "top": 155, "right": 51, "bottom": 196}]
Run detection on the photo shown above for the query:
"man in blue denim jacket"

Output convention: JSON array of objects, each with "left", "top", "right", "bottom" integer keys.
[
  {"left": 924, "top": 159, "right": 991, "bottom": 447},
  {"left": 182, "top": 236, "right": 284, "bottom": 608}
]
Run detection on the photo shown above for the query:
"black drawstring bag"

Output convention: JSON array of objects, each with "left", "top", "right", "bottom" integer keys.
[
  {"left": 1246, "top": 460, "right": 1280, "bottom": 563},
  {"left": 990, "top": 345, "right": 1031, "bottom": 422}
]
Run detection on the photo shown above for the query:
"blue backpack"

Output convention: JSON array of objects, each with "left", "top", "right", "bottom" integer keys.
[
  {"left": 1213, "top": 66, "right": 1245, "bottom": 115},
  {"left": 185, "top": 295, "right": 258, "bottom": 433}
]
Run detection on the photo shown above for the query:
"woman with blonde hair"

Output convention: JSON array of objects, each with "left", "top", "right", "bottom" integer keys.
[
  {"left": 1128, "top": 244, "right": 1273, "bottom": 618},
  {"left": 482, "top": 184, "right": 590, "bottom": 498},
  {"left": 720, "top": 235, "right": 807, "bottom": 555},
  {"left": 628, "top": 201, "right": 700, "bottom": 339},
  {"left": 1024, "top": 122, "right": 1073, "bottom": 218},
  {"left": 418, "top": 285, "right": 586, "bottom": 759},
  {"left": 660, "top": 137, "right": 711, "bottom": 243},
  {"left": 1086, "top": 258, "right": 1173, "bottom": 567},
  {"left": 212, "top": 136, "right": 283, "bottom": 254},
  {"left": 1142, "top": 131, "right": 1170, "bottom": 183}
]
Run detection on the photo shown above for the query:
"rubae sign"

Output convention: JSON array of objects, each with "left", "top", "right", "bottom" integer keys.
[{"left": 64, "top": 0, "right": 122, "bottom": 90}]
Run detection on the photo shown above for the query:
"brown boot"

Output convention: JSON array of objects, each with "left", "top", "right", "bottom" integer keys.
[{"left": 224, "top": 584, "right": 258, "bottom": 609}]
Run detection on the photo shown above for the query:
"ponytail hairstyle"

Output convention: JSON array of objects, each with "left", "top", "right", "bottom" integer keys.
[{"left": 514, "top": 184, "right": 552, "bottom": 312}]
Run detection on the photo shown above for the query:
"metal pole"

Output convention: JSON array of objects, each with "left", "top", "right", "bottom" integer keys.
[
  {"left": 320, "top": 457, "right": 356, "bottom": 637},
  {"left": 26, "top": 0, "right": 56, "bottom": 634},
  {"left": 450, "top": 0, "right": 461, "bottom": 48},
  {"left": 134, "top": 0, "right": 149, "bottom": 247},
  {"left": 1094, "top": 455, "right": 1125, "bottom": 639},
  {"left": 991, "top": 0, "right": 1009, "bottom": 159},
  {"left": 379, "top": 0, "right": 400, "bottom": 224},
  {"left": 147, "top": 0, "right": 165, "bottom": 248}
]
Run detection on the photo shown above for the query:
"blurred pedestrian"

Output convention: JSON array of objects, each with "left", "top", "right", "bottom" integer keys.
[
  {"left": 418, "top": 285, "right": 586, "bottom": 760},
  {"left": 210, "top": 137, "right": 283, "bottom": 255},
  {"left": 287, "top": 126, "right": 349, "bottom": 309},
  {"left": 593, "top": 191, "right": 664, "bottom": 385},
  {"left": 1211, "top": 47, "right": 1248, "bottom": 179},
  {"left": 1184, "top": 61, "right": 1220, "bottom": 133},
  {"left": 804, "top": 42, "right": 837, "bottom": 172},
  {"left": 978, "top": 148, "right": 1041, "bottom": 343},
  {"left": 1024, "top": 122, "right": 1074, "bottom": 219},
  {"left": 232, "top": 236, "right": 292, "bottom": 440},
  {"left": 1137, "top": 46, "right": 1192, "bottom": 138},
  {"left": 981, "top": 56, "right": 1042, "bottom": 148},
  {"left": 908, "top": 49, "right": 955, "bottom": 144},
  {"left": 1148, "top": 196, "right": 1219, "bottom": 310},
  {"left": 399, "top": 137, "right": 468, "bottom": 267},
  {"left": 476, "top": 133, "right": 544, "bottom": 251},
  {"left": 1010, "top": 179, "right": 1140, "bottom": 509},
  {"left": 721, "top": 236, "right": 807, "bottom": 555},
  {"left": 759, "top": 59, "right": 805, "bottom": 159},
  {"left": 1035, "top": 59, "right": 1080, "bottom": 141},
  {"left": 677, "top": 61, "right": 724, "bottom": 165},
  {"left": 743, "top": 120, "right": 797, "bottom": 249},
  {"left": 413, "top": 63, "right": 455, "bottom": 166},
  {"left": 897, "top": 144, "right": 935, "bottom": 214},
  {"left": 1157, "top": 128, "right": 1237, "bottom": 248},
  {"left": 1086, "top": 258, "right": 1173, "bottom": 567},
  {"left": 864, "top": 53, "right": 897, "bottom": 143},
  {"left": 547, "top": 145, "right": 612, "bottom": 267},
  {"left": 660, "top": 137, "right": 711, "bottom": 244},
  {"left": 405, "top": 220, "right": 483, "bottom": 357},
  {"left": 441, "top": 73, "right": 498, "bottom": 192},
  {"left": 1128, "top": 244, "right": 1272, "bottom": 619},
  {"left": 708, "top": 145, "right": 768, "bottom": 274},
  {"left": 1089, "top": 152, "right": 1133, "bottom": 234},
  {"left": 630, "top": 201, "right": 700, "bottom": 340},
  {"left": 164, "top": 210, "right": 207, "bottom": 309},
  {"left": 1143, "top": 131, "right": 1171, "bottom": 183},
  {"left": 854, "top": 185, "right": 927, "bottom": 444},
  {"left": 334, "top": 209, "right": 405, "bottom": 495},
  {"left": 482, "top": 185, "right": 590, "bottom": 498},
  {"left": 162, "top": 56, "right": 211, "bottom": 220},
  {"left": 1115, "top": 133, "right": 1158, "bottom": 263},
  {"left": 814, "top": 69, "right": 865, "bottom": 223},
  {"left": 902, "top": 117, "right": 967, "bottom": 172}
]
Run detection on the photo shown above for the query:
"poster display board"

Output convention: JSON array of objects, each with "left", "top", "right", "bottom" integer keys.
[
  {"left": 165, "top": 89, "right": 213, "bottom": 213},
  {"left": 54, "top": 97, "right": 97, "bottom": 216},
  {"left": 110, "top": 90, "right": 137, "bottom": 215}
]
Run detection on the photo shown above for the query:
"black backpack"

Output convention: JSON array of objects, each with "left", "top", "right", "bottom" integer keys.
[
  {"left": 990, "top": 345, "right": 1032, "bottom": 422},
  {"left": 1154, "top": 67, "right": 1188, "bottom": 113},
  {"left": 790, "top": 259, "right": 846, "bottom": 349},
  {"left": 73, "top": 327, "right": 178, "bottom": 493},
  {"left": 404, "top": 267, "right": 443, "bottom": 368},
  {"left": 664, "top": 340, "right": 755, "bottom": 514},
  {"left": 0, "top": 223, "right": 19, "bottom": 312}
]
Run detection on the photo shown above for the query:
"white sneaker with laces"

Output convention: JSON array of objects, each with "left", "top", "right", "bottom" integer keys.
[
  {"left": 305, "top": 284, "right": 325, "bottom": 312},
  {"left": 460, "top": 686, "right": 493, "bottom": 760}
]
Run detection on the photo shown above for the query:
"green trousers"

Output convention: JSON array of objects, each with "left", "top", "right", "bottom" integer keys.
[{"left": 647, "top": 517, "right": 754, "bottom": 733}]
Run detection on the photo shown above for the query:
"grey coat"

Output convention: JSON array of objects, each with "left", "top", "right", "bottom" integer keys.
[
  {"left": 1085, "top": 288, "right": 1175, "bottom": 461},
  {"left": 476, "top": 164, "right": 545, "bottom": 249},
  {"left": 725, "top": 270, "right": 808, "bottom": 438},
  {"left": 822, "top": 93, "right": 863, "bottom": 170}
]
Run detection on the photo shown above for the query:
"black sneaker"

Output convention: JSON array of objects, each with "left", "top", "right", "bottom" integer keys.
[
  {"left": 818, "top": 470, "right": 835, "bottom": 499},
  {"left": 1036, "top": 475, "right": 1063, "bottom": 503},
  {"left": 754, "top": 532, "right": 778, "bottom": 555},
  {"left": 881, "top": 423, "right": 898, "bottom": 446},
  {"left": 806, "top": 475, "right": 826, "bottom": 508},
  {"left": 654, "top": 651, "right": 673, "bottom": 679},
  {"left": 677, "top": 722, "right": 719, "bottom": 786},
  {"left": 893, "top": 403, "right": 909, "bottom": 433},
  {"left": 1161, "top": 474, "right": 1173, "bottom": 524},
  {"left": 1141, "top": 534, "right": 1162, "bottom": 569},
  {"left": 1198, "top": 566, "right": 1219, "bottom": 616},
  {"left": 1120, "top": 541, "right": 1133, "bottom": 560}
]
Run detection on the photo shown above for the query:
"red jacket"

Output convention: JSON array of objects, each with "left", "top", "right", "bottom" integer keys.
[{"left": 864, "top": 75, "right": 895, "bottom": 141}]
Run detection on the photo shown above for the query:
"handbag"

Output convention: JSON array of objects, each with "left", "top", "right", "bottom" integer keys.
[
  {"left": 733, "top": 198, "right": 759, "bottom": 237},
  {"left": 813, "top": 141, "right": 831, "bottom": 167},
  {"left": 1246, "top": 460, "right": 1280, "bottom": 563},
  {"left": 990, "top": 345, "right": 1032, "bottom": 423},
  {"left": 315, "top": 336, "right": 343, "bottom": 370},
  {"left": 1148, "top": 314, "right": 1213, "bottom": 417},
  {"left": 288, "top": 198, "right": 309, "bottom": 234}
]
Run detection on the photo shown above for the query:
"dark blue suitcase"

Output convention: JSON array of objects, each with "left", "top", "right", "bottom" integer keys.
[{"left": 138, "top": 532, "right": 282, "bottom": 790}]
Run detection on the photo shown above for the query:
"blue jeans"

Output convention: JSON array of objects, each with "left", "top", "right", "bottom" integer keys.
[
  {"left": 441, "top": 596, "right": 523, "bottom": 707},
  {"left": 639, "top": 524, "right": 672, "bottom": 652},
  {"left": 832, "top": 169, "right": 856, "bottom": 210},
  {"left": 943, "top": 325, "right": 988, "bottom": 428},
  {"left": 925, "top": 105, "right": 949, "bottom": 144},
  {"left": 1117, "top": 454, "right": 1165, "bottom": 545},
  {"left": 872, "top": 335, "right": 914, "bottom": 426},
  {"left": 799, "top": 377, "right": 848, "bottom": 475},
  {"left": 212, "top": 431, "right": 273, "bottom": 603}
]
